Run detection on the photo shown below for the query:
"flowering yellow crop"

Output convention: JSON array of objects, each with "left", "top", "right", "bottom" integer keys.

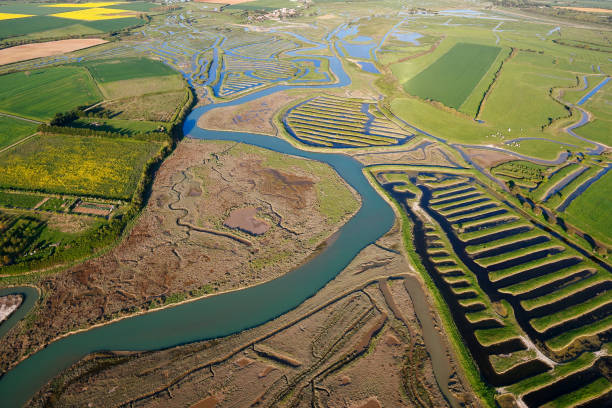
[
  {"left": 50, "top": 7, "right": 136, "bottom": 21},
  {"left": 43, "top": 2, "right": 126, "bottom": 8},
  {"left": 0, "top": 12, "right": 33, "bottom": 21}
]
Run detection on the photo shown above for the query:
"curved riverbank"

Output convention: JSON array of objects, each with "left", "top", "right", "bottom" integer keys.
[
  {"left": 0, "top": 286, "right": 38, "bottom": 340},
  {"left": 0, "top": 27, "right": 467, "bottom": 407}
]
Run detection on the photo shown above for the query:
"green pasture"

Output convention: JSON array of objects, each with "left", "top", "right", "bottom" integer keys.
[
  {"left": 0, "top": 67, "right": 101, "bottom": 121},
  {"left": 0, "top": 134, "right": 161, "bottom": 199},
  {"left": 7, "top": 23, "right": 103, "bottom": 42},
  {"left": 404, "top": 43, "right": 501, "bottom": 110},
  {"left": 562, "top": 75, "right": 598, "bottom": 105},
  {"left": 0, "top": 116, "right": 37, "bottom": 150},
  {"left": 386, "top": 14, "right": 612, "bottom": 160},
  {"left": 545, "top": 166, "right": 598, "bottom": 209},
  {"left": 480, "top": 51, "right": 575, "bottom": 133},
  {"left": 505, "top": 139, "right": 570, "bottom": 162},
  {"left": 226, "top": 0, "right": 297, "bottom": 11},
  {"left": 79, "top": 17, "right": 143, "bottom": 33},
  {"left": 84, "top": 58, "right": 177, "bottom": 83},
  {"left": 0, "top": 16, "right": 74, "bottom": 40},
  {"left": 575, "top": 119, "right": 612, "bottom": 147},
  {"left": 531, "top": 163, "right": 580, "bottom": 201},
  {"left": 563, "top": 170, "right": 612, "bottom": 246},
  {"left": 98, "top": 75, "right": 185, "bottom": 100},
  {"left": 390, "top": 97, "right": 491, "bottom": 144}
]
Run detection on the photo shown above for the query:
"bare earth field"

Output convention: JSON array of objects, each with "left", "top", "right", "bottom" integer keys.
[
  {"left": 463, "top": 147, "right": 515, "bottom": 168},
  {"left": 0, "top": 39, "right": 107, "bottom": 66},
  {"left": 556, "top": 7, "right": 612, "bottom": 13},
  {"left": 29, "top": 222, "right": 472, "bottom": 408},
  {"left": 0, "top": 139, "right": 360, "bottom": 375}
]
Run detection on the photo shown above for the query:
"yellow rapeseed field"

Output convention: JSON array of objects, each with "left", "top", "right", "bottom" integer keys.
[
  {"left": 50, "top": 7, "right": 136, "bottom": 21},
  {"left": 0, "top": 134, "right": 160, "bottom": 199},
  {"left": 43, "top": 2, "right": 126, "bottom": 8},
  {"left": 0, "top": 12, "right": 33, "bottom": 21}
]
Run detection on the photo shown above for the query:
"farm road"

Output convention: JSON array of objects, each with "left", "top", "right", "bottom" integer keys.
[{"left": 0, "top": 112, "right": 42, "bottom": 124}]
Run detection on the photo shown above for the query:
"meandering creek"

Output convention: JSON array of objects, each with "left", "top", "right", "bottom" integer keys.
[{"left": 0, "top": 32, "right": 460, "bottom": 407}]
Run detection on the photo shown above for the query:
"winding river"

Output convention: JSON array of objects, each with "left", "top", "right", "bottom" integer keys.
[{"left": 0, "top": 35, "right": 402, "bottom": 407}]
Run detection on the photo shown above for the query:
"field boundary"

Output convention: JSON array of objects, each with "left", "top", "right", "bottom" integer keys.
[
  {"left": 0, "top": 112, "right": 42, "bottom": 124},
  {"left": 0, "top": 132, "right": 38, "bottom": 155},
  {"left": 475, "top": 47, "right": 516, "bottom": 121}
]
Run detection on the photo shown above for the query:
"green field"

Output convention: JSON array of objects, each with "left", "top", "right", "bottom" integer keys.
[
  {"left": 0, "top": 116, "right": 37, "bottom": 150},
  {"left": 0, "top": 16, "right": 74, "bottom": 40},
  {"left": 480, "top": 51, "right": 576, "bottom": 133},
  {"left": 0, "top": 134, "right": 161, "bottom": 199},
  {"left": 85, "top": 58, "right": 178, "bottom": 83},
  {"left": 0, "top": 191, "right": 43, "bottom": 209},
  {"left": 0, "top": 67, "right": 101, "bottom": 121},
  {"left": 226, "top": 0, "right": 296, "bottom": 11},
  {"left": 563, "top": 170, "right": 612, "bottom": 246},
  {"left": 82, "top": 58, "right": 184, "bottom": 100},
  {"left": 404, "top": 43, "right": 501, "bottom": 109}
]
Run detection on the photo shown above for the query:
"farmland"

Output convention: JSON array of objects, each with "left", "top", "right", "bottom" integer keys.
[
  {"left": 0, "top": 66, "right": 101, "bottom": 121},
  {"left": 0, "top": 134, "right": 161, "bottom": 199},
  {"left": 0, "top": 116, "right": 37, "bottom": 150},
  {"left": 563, "top": 171, "right": 612, "bottom": 246},
  {"left": 0, "top": 2, "right": 610, "bottom": 408},
  {"left": 404, "top": 43, "right": 502, "bottom": 110},
  {"left": 0, "top": 38, "right": 108, "bottom": 66},
  {"left": 85, "top": 58, "right": 178, "bottom": 83},
  {"left": 0, "top": 1, "right": 154, "bottom": 42}
]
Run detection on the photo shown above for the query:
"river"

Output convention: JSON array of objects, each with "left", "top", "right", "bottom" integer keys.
[{"left": 0, "top": 32, "right": 401, "bottom": 407}]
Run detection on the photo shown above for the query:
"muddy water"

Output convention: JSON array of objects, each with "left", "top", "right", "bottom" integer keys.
[
  {"left": 403, "top": 275, "right": 461, "bottom": 408},
  {"left": 0, "top": 287, "right": 38, "bottom": 340}
]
